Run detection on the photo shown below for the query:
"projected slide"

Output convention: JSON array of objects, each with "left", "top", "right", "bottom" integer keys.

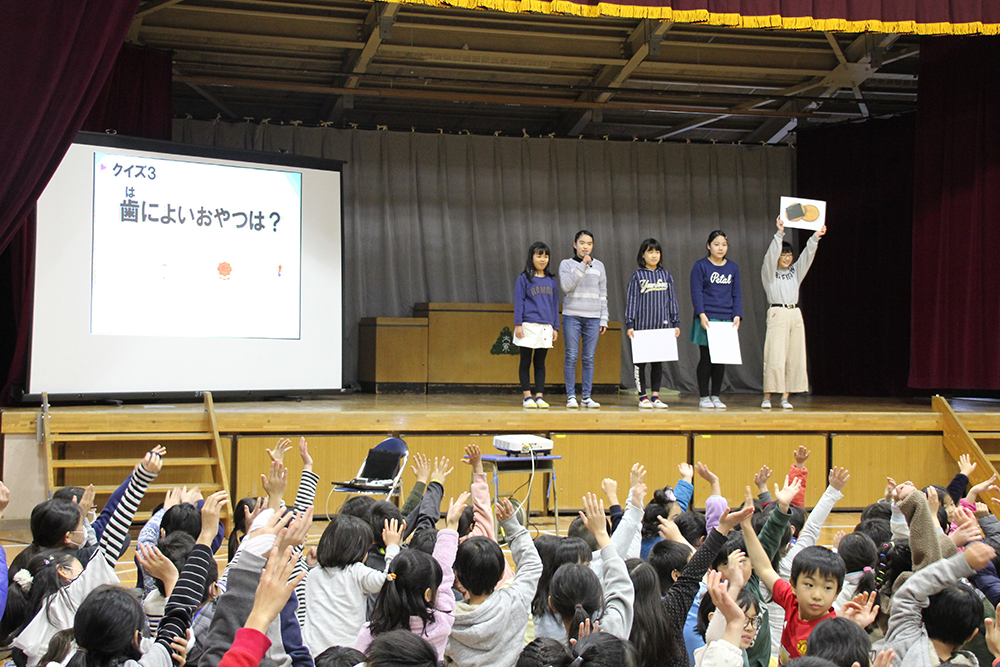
[{"left": 91, "top": 153, "right": 302, "bottom": 339}]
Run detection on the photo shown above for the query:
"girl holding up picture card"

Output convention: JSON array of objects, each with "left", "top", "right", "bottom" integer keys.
[
  {"left": 760, "top": 217, "right": 826, "bottom": 409},
  {"left": 689, "top": 230, "right": 742, "bottom": 409},
  {"left": 625, "top": 238, "right": 681, "bottom": 409}
]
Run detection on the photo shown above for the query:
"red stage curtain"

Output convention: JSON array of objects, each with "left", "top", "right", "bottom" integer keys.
[
  {"left": 909, "top": 36, "right": 1000, "bottom": 390},
  {"left": 82, "top": 44, "right": 174, "bottom": 141},
  {"left": 797, "top": 116, "right": 916, "bottom": 397},
  {"left": 0, "top": 0, "right": 143, "bottom": 404}
]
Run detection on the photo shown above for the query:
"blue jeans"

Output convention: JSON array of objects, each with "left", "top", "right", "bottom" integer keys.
[{"left": 563, "top": 315, "right": 600, "bottom": 399}]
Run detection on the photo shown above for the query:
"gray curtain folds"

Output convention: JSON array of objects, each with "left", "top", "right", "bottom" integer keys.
[{"left": 174, "top": 120, "right": 794, "bottom": 394}]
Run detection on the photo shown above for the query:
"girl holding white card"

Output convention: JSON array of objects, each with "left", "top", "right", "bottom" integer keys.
[
  {"left": 760, "top": 217, "right": 826, "bottom": 409},
  {"left": 689, "top": 230, "right": 742, "bottom": 409},
  {"left": 625, "top": 238, "right": 680, "bottom": 409}
]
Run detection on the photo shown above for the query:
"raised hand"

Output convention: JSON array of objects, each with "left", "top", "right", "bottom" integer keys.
[
  {"left": 630, "top": 481, "right": 648, "bottom": 510},
  {"left": 984, "top": 603, "right": 1000, "bottom": 659},
  {"left": 657, "top": 516, "right": 688, "bottom": 545},
  {"left": 181, "top": 486, "right": 203, "bottom": 503},
  {"left": 959, "top": 453, "right": 977, "bottom": 477},
  {"left": 963, "top": 540, "right": 996, "bottom": 570},
  {"left": 199, "top": 490, "right": 230, "bottom": 545},
  {"left": 753, "top": 465, "right": 772, "bottom": 493},
  {"left": 137, "top": 543, "right": 179, "bottom": 586},
  {"left": 579, "top": 492, "right": 610, "bottom": 548},
  {"left": 829, "top": 466, "right": 850, "bottom": 491},
  {"left": 298, "top": 437, "right": 313, "bottom": 471},
  {"left": 950, "top": 506, "right": 983, "bottom": 548},
  {"left": 243, "top": 497, "right": 264, "bottom": 530},
  {"left": 630, "top": 463, "right": 646, "bottom": 488},
  {"left": 262, "top": 461, "right": 288, "bottom": 510},
  {"left": 726, "top": 549, "right": 747, "bottom": 591},
  {"left": 496, "top": 497, "right": 516, "bottom": 523},
  {"left": 884, "top": 477, "right": 897, "bottom": 502},
  {"left": 446, "top": 492, "right": 470, "bottom": 531},
  {"left": 163, "top": 487, "right": 184, "bottom": 509},
  {"left": 74, "top": 484, "right": 96, "bottom": 518},
  {"left": 141, "top": 445, "right": 167, "bottom": 474},
  {"left": 792, "top": 446, "right": 810, "bottom": 468},
  {"left": 833, "top": 530, "right": 845, "bottom": 551},
  {"left": 245, "top": 546, "right": 306, "bottom": 633},
  {"left": 717, "top": 505, "right": 754, "bottom": 535},
  {"left": 976, "top": 502, "right": 990, "bottom": 520},
  {"left": 462, "top": 444, "right": 484, "bottom": 474},
  {"left": 696, "top": 461, "right": 721, "bottom": 497},
  {"left": 969, "top": 473, "right": 997, "bottom": 502},
  {"left": 246, "top": 505, "right": 295, "bottom": 541},
  {"left": 601, "top": 478, "right": 619, "bottom": 506},
  {"left": 774, "top": 476, "right": 803, "bottom": 512},
  {"left": 0, "top": 480, "right": 9, "bottom": 519},
  {"left": 568, "top": 619, "right": 600, "bottom": 646},
  {"left": 382, "top": 517, "right": 403, "bottom": 548},
  {"left": 678, "top": 462, "right": 694, "bottom": 482},
  {"left": 430, "top": 456, "right": 453, "bottom": 485},
  {"left": 266, "top": 438, "right": 292, "bottom": 464},
  {"left": 410, "top": 453, "right": 432, "bottom": 485},
  {"left": 840, "top": 590, "right": 879, "bottom": 628},
  {"left": 278, "top": 506, "right": 314, "bottom": 554},
  {"left": 856, "top": 649, "right": 895, "bottom": 667}
]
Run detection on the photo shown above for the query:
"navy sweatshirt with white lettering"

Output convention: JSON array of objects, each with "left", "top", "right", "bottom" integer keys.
[
  {"left": 514, "top": 273, "right": 560, "bottom": 329},
  {"left": 624, "top": 268, "right": 681, "bottom": 331},
  {"left": 690, "top": 257, "right": 742, "bottom": 320}
]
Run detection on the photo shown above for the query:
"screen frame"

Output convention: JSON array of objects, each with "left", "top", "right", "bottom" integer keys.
[{"left": 21, "top": 131, "right": 347, "bottom": 404}]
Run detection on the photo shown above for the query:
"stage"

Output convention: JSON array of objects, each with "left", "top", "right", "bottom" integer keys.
[{"left": 3, "top": 394, "right": 1000, "bottom": 523}]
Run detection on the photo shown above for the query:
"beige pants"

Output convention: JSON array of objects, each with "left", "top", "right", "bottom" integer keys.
[{"left": 763, "top": 306, "right": 808, "bottom": 394}]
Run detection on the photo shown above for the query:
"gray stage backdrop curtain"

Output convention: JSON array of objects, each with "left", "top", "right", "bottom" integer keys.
[{"left": 174, "top": 120, "right": 794, "bottom": 394}]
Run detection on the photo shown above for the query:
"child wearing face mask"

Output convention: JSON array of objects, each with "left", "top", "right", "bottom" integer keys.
[{"left": 760, "top": 217, "right": 826, "bottom": 410}]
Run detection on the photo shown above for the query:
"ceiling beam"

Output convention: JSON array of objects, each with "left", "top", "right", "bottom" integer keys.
[
  {"left": 136, "top": 0, "right": 185, "bottom": 19},
  {"left": 173, "top": 66, "right": 239, "bottom": 119}
]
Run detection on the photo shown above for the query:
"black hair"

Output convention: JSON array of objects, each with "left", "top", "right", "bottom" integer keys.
[
  {"left": 531, "top": 534, "right": 563, "bottom": 618},
  {"left": 626, "top": 559, "right": 682, "bottom": 667},
  {"left": 923, "top": 582, "right": 983, "bottom": 647},
  {"left": 568, "top": 518, "right": 600, "bottom": 553},
  {"left": 706, "top": 230, "right": 728, "bottom": 253},
  {"left": 710, "top": 532, "right": 746, "bottom": 572},
  {"left": 875, "top": 538, "right": 911, "bottom": 594},
  {"left": 806, "top": 617, "right": 871, "bottom": 667},
  {"left": 52, "top": 487, "right": 86, "bottom": 503},
  {"left": 367, "top": 501, "right": 405, "bottom": 549},
  {"left": 517, "top": 638, "right": 572, "bottom": 667},
  {"left": 455, "top": 536, "right": 505, "bottom": 596},
  {"left": 368, "top": 548, "right": 442, "bottom": 637},
  {"left": 555, "top": 536, "right": 593, "bottom": 568},
  {"left": 785, "top": 658, "right": 841, "bottom": 667},
  {"left": 317, "top": 514, "right": 374, "bottom": 568},
  {"left": 1, "top": 549, "right": 78, "bottom": 644},
  {"left": 39, "top": 628, "right": 76, "bottom": 666},
  {"left": 673, "top": 511, "right": 707, "bottom": 547},
  {"left": 790, "top": 546, "right": 845, "bottom": 591},
  {"left": 152, "top": 532, "right": 196, "bottom": 597},
  {"left": 641, "top": 487, "right": 679, "bottom": 540},
  {"left": 574, "top": 230, "right": 594, "bottom": 245},
  {"left": 854, "top": 519, "right": 892, "bottom": 548},
  {"left": 524, "top": 242, "right": 554, "bottom": 281},
  {"left": 10, "top": 500, "right": 85, "bottom": 576},
  {"left": 407, "top": 527, "right": 438, "bottom": 555},
  {"left": 364, "top": 629, "right": 440, "bottom": 667},
  {"left": 860, "top": 502, "right": 892, "bottom": 523},
  {"left": 648, "top": 540, "right": 693, "bottom": 594},
  {"left": 458, "top": 505, "right": 475, "bottom": 538},
  {"left": 339, "top": 495, "right": 377, "bottom": 518},
  {"left": 696, "top": 585, "right": 760, "bottom": 641},
  {"left": 161, "top": 502, "right": 201, "bottom": 540},
  {"left": 228, "top": 496, "right": 258, "bottom": 562},
  {"left": 548, "top": 563, "right": 604, "bottom": 641},
  {"left": 752, "top": 509, "right": 792, "bottom": 571},
  {"left": 781, "top": 241, "right": 794, "bottom": 255},
  {"left": 66, "top": 586, "right": 145, "bottom": 667},
  {"left": 570, "top": 632, "right": 639, "bottom": 667},
  {"left": 838, "top": 532, "right": 878, "bottom": 601},
  {"left": 636, "top": 238, "right": 663, "bottom": 270},
  {"left": 314, "top": 646, "right": 368, "bottom": 667}
]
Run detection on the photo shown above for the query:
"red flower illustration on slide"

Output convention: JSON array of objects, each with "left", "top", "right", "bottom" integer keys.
[{"left": 218, "top": 262, "right": 232, "bottom": 280}]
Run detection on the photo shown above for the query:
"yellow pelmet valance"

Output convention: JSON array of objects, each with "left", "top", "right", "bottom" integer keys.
[{"left": 376, "top": 0, "right": 1000, "bottom": 35}]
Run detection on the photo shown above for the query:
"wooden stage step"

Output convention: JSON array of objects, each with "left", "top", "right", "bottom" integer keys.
[
  {"left": 51, "top": 457, "right": 217, "bottom": 468},
  {"left": 50, "top": 432, "right": 214, "bottom": 441}
]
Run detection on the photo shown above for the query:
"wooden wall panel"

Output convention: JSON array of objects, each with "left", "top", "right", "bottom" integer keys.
[
  {"left": 693, "top": 435, "right": 828, "bottom": 508},
  {"left": 236, "top": 435, "right": 392, "bottom": 516},
  {"left": 548, "top": 433, "right": 688, "bottom": 511},
  {"left": 831, "top": 434, "right": 952, "bottom": 508},
  {"left": 358, "top": 318, "right": 428, "bottom": 386}
]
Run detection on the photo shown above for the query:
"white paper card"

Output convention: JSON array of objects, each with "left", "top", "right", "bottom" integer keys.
[
  {"left": 630, "top": 328, "right": 679, "bottom": 364},
  {"left": 779, "top": 196, "right": 827, "bottom": 231},
  {"left": 706, "top": 323, "right": 742, "bottom": 365}
]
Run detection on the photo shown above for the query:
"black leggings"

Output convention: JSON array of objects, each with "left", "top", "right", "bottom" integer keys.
[
  {"left": 519, "top": 347, "right": 548, "bottom": 394},
  {"left": 697, "top": 345, "right": 725, "bottom": 397},
  {"left": 633, "top": 362, "right": 663, "bottom": 397}
]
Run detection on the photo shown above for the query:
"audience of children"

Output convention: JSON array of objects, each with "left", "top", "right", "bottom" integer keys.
[{"left": 6, "top": 440, "right": 1000, "bottom": 667}]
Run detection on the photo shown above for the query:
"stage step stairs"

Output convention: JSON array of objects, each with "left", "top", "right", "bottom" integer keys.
[
  {"left": 933, "top": 396, "right": 1000, "bottom": 518},
  {"left": 40, "top": 392, "right": 232, "bottom": 532}
]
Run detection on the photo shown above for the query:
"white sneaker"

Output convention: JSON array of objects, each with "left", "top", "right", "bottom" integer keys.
[
  {"left": 652, "top": 398, "right": 668, "bottom": 409},
  {"left": 534, "top": 397, "right": 550, "bottom": 409},
  {"left": 566, "top": 397, "right": 579, "bottom": 409},
  {"left": 711, "top": 396, "right": 727, "bottom": 409},
  {"left": 638, "top": 397, "right": 653, "bottom": 409},
  {"left": 523, "top": 397, "right": 537, "bottom": 409},
  {"left": 699, "top": 397, "right": 714, "bottom": 409},
  {"left": 761, "top": 398, "right": 772, "bottom": 409},
  {"left": 581, "top": 398, "right": 601, "bottom": 409},
  {"left": 781, "top": 399, "right": 794, "bottom": 410}
]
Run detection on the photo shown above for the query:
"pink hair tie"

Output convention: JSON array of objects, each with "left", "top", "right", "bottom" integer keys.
[{"left": 863, "top": 567, "right": 873, "bottom": 572}]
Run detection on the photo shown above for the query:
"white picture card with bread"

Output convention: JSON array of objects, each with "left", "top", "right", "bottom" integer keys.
[{"left": 779, "top": 196, "right": 827, "bottom": 231}]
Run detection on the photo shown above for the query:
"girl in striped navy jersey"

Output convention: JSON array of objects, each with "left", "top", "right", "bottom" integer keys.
[{"left": 625, "top": 238, "right": 681, "bottom": 409}]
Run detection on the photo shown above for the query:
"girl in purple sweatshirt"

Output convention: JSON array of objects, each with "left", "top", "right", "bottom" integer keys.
[
  {"left": 513, "top": 242, "right": 559, "bottom": 409},
  {"left": 689, "top": 230, "right": 742, "bottom": 409}
]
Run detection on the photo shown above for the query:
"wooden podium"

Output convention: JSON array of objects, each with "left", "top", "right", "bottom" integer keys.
[{"left": 359, "top": 303, "right": 621, "bottom": 393}]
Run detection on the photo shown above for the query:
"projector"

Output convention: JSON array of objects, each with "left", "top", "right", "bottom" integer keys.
[{"left": 493, "top": 434, "right": 553, "bottom": 455}]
